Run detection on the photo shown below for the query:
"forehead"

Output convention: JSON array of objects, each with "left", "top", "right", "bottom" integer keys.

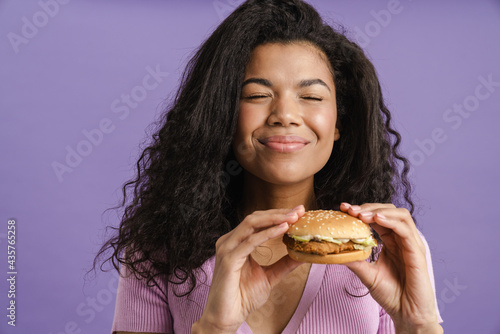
[{"left": 244, "top": 42, "right": 333, "bottom": 81}]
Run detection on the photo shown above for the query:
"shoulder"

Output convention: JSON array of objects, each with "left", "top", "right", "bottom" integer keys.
[{"left": 113, "top": 256, "right": 217, "bottom": 334}]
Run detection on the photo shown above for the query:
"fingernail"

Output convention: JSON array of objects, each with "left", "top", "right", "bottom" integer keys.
[
  {"left": 278, "top": 222, "right": 289, "bottom": 229},
  {"left": 359, "top": 211, "right": 373, "bottom": 218},
  {"left": 341, "top": 202, "right": 351, "bottom": 208},
  {"left": 351, "top": 205, "right": 361, "bottom": 211},
  {"left": 292, "top": 205, "right": 302, "bottom": 211},
  {"left": 286, "top": 211, "right": 297, "bottom": 217},
  {"left": 375, "top": 213, "right": 386, "bottom": 221}
]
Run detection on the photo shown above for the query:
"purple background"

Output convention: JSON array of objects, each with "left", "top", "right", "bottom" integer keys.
[{"left": 1, "top": 0, "right": 499, "bottom": 333}]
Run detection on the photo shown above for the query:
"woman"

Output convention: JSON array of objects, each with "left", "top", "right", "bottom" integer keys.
[{"left": 97, "top": 0, "right": 443, "bottom": 333}]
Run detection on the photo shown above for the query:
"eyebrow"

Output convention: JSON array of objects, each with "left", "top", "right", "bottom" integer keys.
[
  {"left": 241, "top": 78, "right": 272, "bottom": 88},
  {"left": 241, "top": 77, "right": 330, "bottom": 92},
  {"left": 298, "top": 79, "right": 330, "bottom": 92}
]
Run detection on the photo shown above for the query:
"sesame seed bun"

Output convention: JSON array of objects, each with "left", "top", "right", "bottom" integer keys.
[
  {"left": 283, "top": 210, "right": 376, "bottom": 264},
  {"left": 288, "top": 210, "right": 371, "bottom": 238}
]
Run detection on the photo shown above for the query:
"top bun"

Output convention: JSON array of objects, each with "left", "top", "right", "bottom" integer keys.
[{"left": 287, "top": 210, "right": 371, "bottom": 239}]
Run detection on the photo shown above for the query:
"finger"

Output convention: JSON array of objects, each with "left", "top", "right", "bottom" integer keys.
[
  {"left": 293, "top": 204, "right": 306, "bottom": 217},
  {"left": 359, "top": 203, "right": 396, "bottom": 211},
  {"left": 361, "top": 213, "right": 425, "bottom": 264},
  {"left": 371, "top": 212, "right": 425, "bottom": 252},
  {"left": 340, "top": 202, "right": 351, "bottom": 211},
  {"left": 248, "top": 205, "right": 305, "bottom": 229},
  {"left": 251, "top": 205, "right": 303, "bottom": 216},
  {"left": 365, "top": 218, "right": 393, "bottom": 239},
  {"left": 343, "top": 203, "right": 396, "bottom": 219},
  {"left": 344, "top": 260, "right": 376, "bottom": 290},
  {"left": 224, "top": 222, "right": 290, "bottom": 264},
  {"left": 220, "top": 209, "right": 301, "bottom": 253},
  {"left": 370, "top": 209, "right": 413, "bottom": 232},
  {"left": 345, "top": 205, "right": 420, "bottom": 243},
  {"left": 340, "top": 202, "right": 398, "bottom": 239},
  {"left": 248, "top": 210, "right": 300, "bottom": 230},
  {"left": 341, "top": 204, "right": 425, "bottom": 256},
  {"left": 264, "top": 255, "right": 304, "bottom": 289}
]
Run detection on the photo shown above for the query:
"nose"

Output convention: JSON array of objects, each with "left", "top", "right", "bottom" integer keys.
[{"left": 267, "top": 95, "right": 302, "bottom": 127}]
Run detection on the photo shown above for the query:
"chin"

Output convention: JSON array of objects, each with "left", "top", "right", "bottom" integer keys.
[
  {"left": 257, "top": 170, "right": 315, "bottom": 186},
  {"left": 238, "top": 152, "right": 330, "bottom": 186}
]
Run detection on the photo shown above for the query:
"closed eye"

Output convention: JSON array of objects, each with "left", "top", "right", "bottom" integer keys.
[
  {"left": 302, "top": 96, "right": 323, "bottom": 101},
  {"left": 244, "top": 95, "right": 270, "bottom": 100}
]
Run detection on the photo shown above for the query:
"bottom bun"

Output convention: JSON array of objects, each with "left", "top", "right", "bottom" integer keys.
[{"left": 287, "top": 247, "right": 373, "bottom": 264}]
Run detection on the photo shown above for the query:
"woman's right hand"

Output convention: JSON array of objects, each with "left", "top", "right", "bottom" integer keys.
[{"left": 192, "top": 206, "right": 305, "bottom": 334}]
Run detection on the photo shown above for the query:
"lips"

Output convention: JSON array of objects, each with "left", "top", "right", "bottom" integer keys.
[{"left": 259, "top": 135, "right": 310, "bottom": 153}]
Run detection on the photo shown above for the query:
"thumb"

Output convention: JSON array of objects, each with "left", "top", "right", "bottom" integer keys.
[
  {"left": 264, "top": 255, "right": 304, "bottom": 288},
  {"left": 344, "top": 260, "right": 376, "bottom": 289}
]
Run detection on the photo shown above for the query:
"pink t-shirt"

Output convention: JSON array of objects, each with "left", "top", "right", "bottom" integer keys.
[{"left": 112, "top": 233, "right": 442, "bottom": 333}]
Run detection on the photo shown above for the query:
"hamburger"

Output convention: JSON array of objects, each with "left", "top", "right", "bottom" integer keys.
[{"left": 283, "top": 210, "right": 377, "bottom": 264}]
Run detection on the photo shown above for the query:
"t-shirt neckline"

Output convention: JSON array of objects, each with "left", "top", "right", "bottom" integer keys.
[{"left": 240, "top": 263, "right": 326, "bottom": 333}]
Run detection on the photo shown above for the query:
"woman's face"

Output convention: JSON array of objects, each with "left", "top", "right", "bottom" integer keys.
[{"left": 233, "top": 42, "right": 339, "bottom": 186}]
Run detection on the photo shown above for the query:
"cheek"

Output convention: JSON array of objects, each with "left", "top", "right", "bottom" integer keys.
[
  {"left": 233, "top": 106, "right": 260, "bottom": 163},
  {"left": 235, "top": 106, "right": 257, "bottom": 146},
  {"left": 309, "top": 107, "right": 337, "bottom": 143}
]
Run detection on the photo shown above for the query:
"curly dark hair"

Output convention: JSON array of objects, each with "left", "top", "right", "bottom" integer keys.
[{"left": 94, "top": 0, "right": 414, "bottom": 297}]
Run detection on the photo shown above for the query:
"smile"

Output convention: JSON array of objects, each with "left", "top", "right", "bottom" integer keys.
[{"left": 258, "top": 135, "right": 310, "bottom": 153}]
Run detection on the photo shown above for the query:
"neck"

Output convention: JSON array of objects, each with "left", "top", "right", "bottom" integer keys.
[{"left": 239, "top": 172, "right": 317, "bottom": 217}]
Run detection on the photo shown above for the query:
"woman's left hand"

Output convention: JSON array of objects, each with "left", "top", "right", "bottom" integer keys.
[{"left": 340, "top": 202, "right": 442, "bottom": 334}]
